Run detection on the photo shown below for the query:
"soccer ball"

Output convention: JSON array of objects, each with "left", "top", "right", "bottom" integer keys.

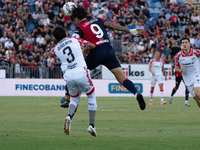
[{"left": 63, "top": 2, "right": 76, "bottom": 17}]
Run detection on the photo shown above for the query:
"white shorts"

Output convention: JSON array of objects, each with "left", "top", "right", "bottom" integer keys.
[
  {"left": 187, "top": 75, "right": 200, "bottom": 97},
  {"left": 15, "top": 64, "right": 20, "bottom": 73},
  {"left": 150, "top": 75, "right": 163, "bottom": 87},
  {"left": 63, "top": 67, "right": 94, "bottom": 96}
]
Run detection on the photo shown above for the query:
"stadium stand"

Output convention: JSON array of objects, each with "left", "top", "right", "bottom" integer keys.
[{"left": 0, "top": 0, "right": 200, "bottom": 79}]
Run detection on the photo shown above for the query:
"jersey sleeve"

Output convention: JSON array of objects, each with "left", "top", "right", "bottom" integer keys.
[
  {"left": 149, "top": 59, "right": 153, "bottom": 66},
  {"left": 51, "top": 48, "right": 56, "bottom": 56},
  {"left": 72, "top": 27, "right": 83, "bottom": 39},
  {"left": 99, "top": 18, "right": 106, "bottom": 23},
  {"left": 76, "top": 38, "right": 90, "bottom": 47},
  {"left": 175, "top": 53, "right": 180, "bottom": 67},
  {"left": 194, "top": 49, "right": 200, "bottom": 57}
]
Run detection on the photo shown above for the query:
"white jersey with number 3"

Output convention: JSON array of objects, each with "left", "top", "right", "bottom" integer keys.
[{"left": 52, "top": 37, "right": 89, "bottom": 72}]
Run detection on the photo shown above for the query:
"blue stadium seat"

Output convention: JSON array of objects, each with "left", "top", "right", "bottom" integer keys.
[
  {"left": 152, "top": 19, "right": 157, "bottom": 25},
  {"left": 30, "top": 5, "right": 35, "bottom": 12},
  {"left": 152, "top": 14, "right": 159, "bottom": 19},
  {"left": 151, "top": 0, "right": 159, "bottom": 2},
  {"left": 28, "top": 23, "right": 35, "bottom": 30},
  {"left": 145, "top": 19, "right": 150, "bottom": 25},
  {"left": 153, "top": 8, "right": 161, "bottom": 14},
  {"left": 163, "top": 31, "right": 167, "bottom": 38},
  {"left": 165, "top": 13, "right": 171, "bottom": 20},
  {"left": 70, "top": 24, "right": 76, "bottom": 31},
  {"left": 145, "top": 25, "right": 149, "bottom": 30},
  {"left": 155, "top": 2, "right": 162, "bottom": 8},
  {"left": 148, "top": 8, "right": 154, "bottom": 14},
  {"left": 68, "top": 30, "right": 74, "bottom": 36},
  {"left": 150, "top": 1, "right": 156, "bottom": 8},
  {"left": 133, "top": 36, "right": 140, "bottom": 43}
]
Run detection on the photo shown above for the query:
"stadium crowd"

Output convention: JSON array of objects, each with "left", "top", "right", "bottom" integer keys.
[{"left": 0, "top": 0, "right": 200, "bottom": 78}]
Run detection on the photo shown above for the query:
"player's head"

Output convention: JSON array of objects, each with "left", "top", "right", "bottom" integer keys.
[
  {"left": 181, "top": 37, "right": 190, "bottom": 51},
  {"left": 155, "top": 50, "right": 160, "bottom": 59},
  {"left": 71, "top": 6, "right": 87, "bottom": 25},
  {"left": 52, "top": 27, "right": 67, "bottom": 42}
]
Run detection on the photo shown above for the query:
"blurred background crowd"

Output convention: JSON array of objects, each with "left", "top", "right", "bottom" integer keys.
[{"left": 0, "top": 0, "right": 200, "bottom": 78}]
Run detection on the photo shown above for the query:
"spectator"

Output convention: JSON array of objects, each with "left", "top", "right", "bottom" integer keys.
[
  {"left": 191, "top": 12, "right": 198, "bottom": 27},
  {"left": 137, "top": 41, "right": 145, "bottom": 54},
  {"left": 183, "top": 25, "right": 190, "bottom": 36},
  {"left": 91, "top": 0, "right": 98, "bottom": 8},
  {"left": 195, "top": 34, "right": 200, "bottom": 49},
  {"left": 178, "top": 12, "right": 186, "bottom": 26},
  {"left": 159, "top": 12, "right": 166, "bottom": 24},
  {"left": 133, "top": 5, "right": 140, "bottom": 20},
  {"left": 173, "top": 32, "right": 181, "bottom": 44},
  {"left": 148, "top": 22, "right": 156, "bottom": 37},
  {"left": 121, "top": 52, "right": 129, "bottom": 64},
  {"left": 36, "top": 34, "right": 45, "bottom": 45},
  {"left": 142, "top": 5, "right": 152, "bottom": 20},
  {"left": 124, "top": 6, "right": 132, "bottom": 19},
  {"left": 171, "top": 17, "right": 179, "bottom": 32},
  {"left": 127, "top": 21, "right": 135, "bottom": 29},
  {"left": 35, "top": 0, "right": 43, "bottom": 11},
  {"left": 185, "top": 12, "right": 192, "bottom": 25},
  {"left": 189, "top": 34, "right": 195, "bottom": 45},
  {"left": 118, "top": 17, "right": 125, "bottom": 26},
  {"left": 136, "top": 22, "right": 144, "bottom": 30},
  {"left": 5, "top": 38, "right": 14, "bottom": 50},
  {"left": 127, "top": 42, "right": 137, "bottom": 55},
  {"left": 47, "top": 9, "right": 55, "bottom": 21},
  {"left": 91, "top": 7, "right": 99, "bottom": 19},
  {"left": 165, "top": 20, "right": 172, "bottom": 33},
  {"left": 0, "top": 33, "right": 8, "bottom": 44},
  {"left": 138, "top": 10, "right": 147, "bottom": 24},
  {"left": 32, "top": 10, "right": 40, "bottom": 26},
  {"left": 122, "top": 0, "right": 130, "bottom": 9},
  {"left": 166, "top": 31, "right": 173, "bottom": 41},
  {"left": 111, "top": 16, "right": 118, "bottom": 25},
  {"left": 112, "top": 4, "right": 120, "bottom": 18},
  {"left": 156, "top": 18, "right": 165, "bottom": 33},
  {"left": 170, "top": 12, "right": 177, "bottom": 22}
]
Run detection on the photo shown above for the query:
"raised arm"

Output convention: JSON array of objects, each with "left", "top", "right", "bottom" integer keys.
[{"left": 103, "top": 21, "right": 143, "bottom": 35}]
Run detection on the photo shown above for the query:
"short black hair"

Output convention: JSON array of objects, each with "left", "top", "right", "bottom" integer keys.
[
  {"left": 181, "top": 37, "right": 190, "bottom": 43},
  {"left": 52, "top": 27, "right": 66, "bottom": 42},
  {"left": 71, "top": 6, "right": 87, "bottom": 20}
]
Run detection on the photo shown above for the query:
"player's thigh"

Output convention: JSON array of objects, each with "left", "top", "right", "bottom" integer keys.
[
  {"left": 102, "top": 46, "right": 121, "bottom": 70},
  {"left": 150, "top": 76, "right": 156, "bottom": 87},
  {"left": 63, "top": 74, "right": 79, "bottom": 96},
  {"left": 157, "top": 76, "right": 164, "bottom": 89},
  {"left": 76, "top": 69, "right": 94, "bottom": 94},
  {"left": 194, "top": 76, "right": 200, "bottom": 97}
]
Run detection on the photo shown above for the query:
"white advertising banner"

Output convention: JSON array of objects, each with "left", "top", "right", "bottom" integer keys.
[
  {"left": 0, "top": 79, "right": 186, "bottom": 97},
  {"left": 102, "top": 64, "right": 175, "bottom": 80}
]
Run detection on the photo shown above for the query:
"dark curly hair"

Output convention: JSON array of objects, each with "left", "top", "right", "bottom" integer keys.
[
  {"left": 71, "top": 6, "right": 88, "bottom": 20},
  {"left": 52, "top": 27, "right": 66, "bottom": 42}
]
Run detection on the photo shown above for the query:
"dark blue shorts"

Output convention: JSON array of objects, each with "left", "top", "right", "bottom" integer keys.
[{"left": 85, "top": 44, "right": 121, "bottom": 70}]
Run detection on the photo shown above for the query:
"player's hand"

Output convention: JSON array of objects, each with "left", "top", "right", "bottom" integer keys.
[
  {"left": 165, "top": 76, "right": 167, "bottom": 81},
  {"left": 136, "top": 29, "right": 143, "bottom": 34},
  {"left": 181, "top": 65, "right": 184, "bottom": 72},
  {"left": 82, "top": 47, "right": 90, "bottom": 56},
  {"left": 152, "top": 72, "right": 155, "bottom": 76}
]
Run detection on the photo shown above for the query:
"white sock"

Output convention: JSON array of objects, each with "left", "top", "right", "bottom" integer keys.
[
  {"left": 135, "top": 93, "right": 138, "bottom": 98},
  {"left": 150, "top": 91, "right": 153, "bottom": 100},
  {"left": 160, "top": 90, "right": 164, "bottom": 101}
]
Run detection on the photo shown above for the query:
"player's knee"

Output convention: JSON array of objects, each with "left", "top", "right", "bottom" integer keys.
[{"left": 69, "top": 98, "right": 78, "bottom": 108}]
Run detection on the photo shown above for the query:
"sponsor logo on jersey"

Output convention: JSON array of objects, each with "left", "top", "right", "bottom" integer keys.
[
  {"left": 15, "top": 84, "right": 65, "bottom": 91},
  {"left": 191, "top": 57, "right": 195, "bottom": 60},
  {"left": 108, "top": 83, "right": 143, "bottom": 93},
  {"left": 122, "top": 65, "right": 144, "bottom": 77}
]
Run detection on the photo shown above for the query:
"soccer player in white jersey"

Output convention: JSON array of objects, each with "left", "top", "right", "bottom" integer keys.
[
  {"left": 49, "top": 27, "right": 98, "bottom": 136},
  {"left": 149, "top": 50, "right": 167, "bottom": 105},
  {"left": 175, "top": 37, "right": 200, "bottom": 108}
]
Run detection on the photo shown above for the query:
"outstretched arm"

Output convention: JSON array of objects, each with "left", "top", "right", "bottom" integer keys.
[{"left": 103, "top": 21, "right": 143, "bottom": 35}]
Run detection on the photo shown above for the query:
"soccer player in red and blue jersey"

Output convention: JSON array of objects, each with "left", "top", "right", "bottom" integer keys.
[
  {"left": 169, "top": 72, "right": 190, "bottom": 106},
  {"left": 70, "top": 6, "right": 146, "bottom": 110}
]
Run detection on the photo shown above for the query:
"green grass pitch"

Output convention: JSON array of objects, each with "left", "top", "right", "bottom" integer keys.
[{"left": 0, "top": 97, "right": 200, "bottom": 150}]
